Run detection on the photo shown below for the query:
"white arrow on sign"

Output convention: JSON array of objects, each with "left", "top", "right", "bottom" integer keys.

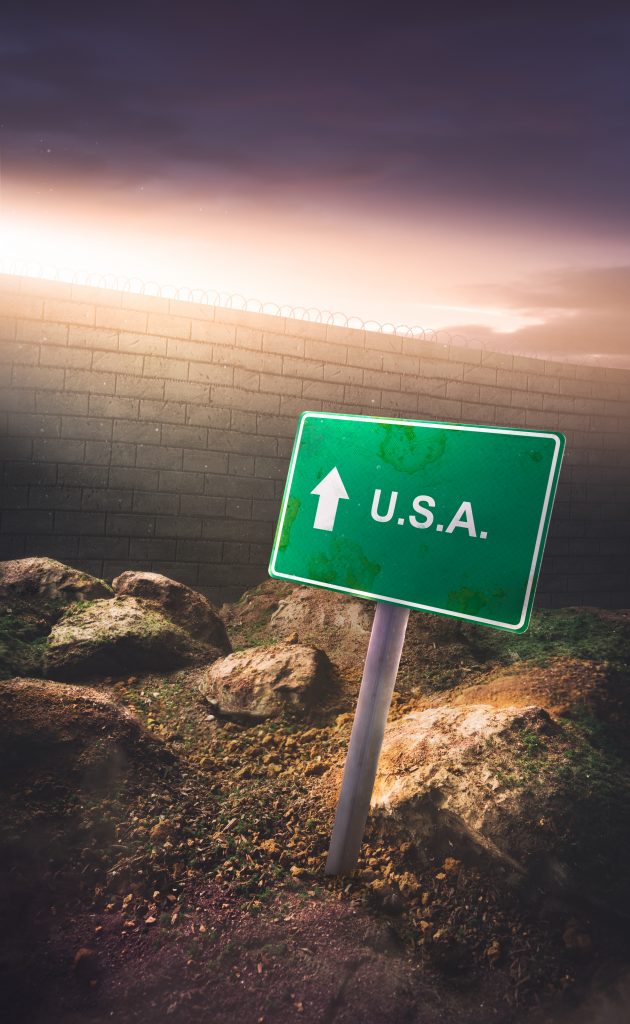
[{"left": 311, "top": 467, "right": 349, "bottom": 531}]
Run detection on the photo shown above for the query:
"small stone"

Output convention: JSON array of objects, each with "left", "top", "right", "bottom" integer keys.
[
  {"left": 563, "top": 919, "right": 593, "bottom": 952},
  {"left": 357, "top": 869, "right": 376, "bottom": 883},
  {"left": 485, "top": 939, "right": 501, "bottom": 963},
  {"left": 443, "top": 857, "right": 461, "bottom": 875},
  {"left": 73, "top": 947, "right": 97, "bottom": 984},
  {"left": 397, "top": 871, "right": 422, "bottom": 897},
  {"left": 198, "top": 642, "right": 333, "bottom": 722},
  {"left": 369, "top": 879, "right": 393, "bottom": 899},
  {"left": 150, "top": 821, "right": 171, "bottom": 841}
]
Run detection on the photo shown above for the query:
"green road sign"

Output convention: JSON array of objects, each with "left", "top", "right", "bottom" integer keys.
[{"left": 269, "top": 412, "right": 565, "bottom": 633}]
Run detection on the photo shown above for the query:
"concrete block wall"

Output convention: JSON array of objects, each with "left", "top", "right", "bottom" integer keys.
[{"left": 1, "top": 272, "right": 629, "bottom": 608}]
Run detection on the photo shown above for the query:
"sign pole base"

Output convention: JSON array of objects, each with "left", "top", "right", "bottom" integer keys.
[{"left": 325, "top": 600, "right": 410, "bottom": 876}]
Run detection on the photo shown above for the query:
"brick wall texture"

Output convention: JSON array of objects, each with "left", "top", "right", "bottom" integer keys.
[{"left": 1, "top": 272, "right": 629, "bottom": 608}]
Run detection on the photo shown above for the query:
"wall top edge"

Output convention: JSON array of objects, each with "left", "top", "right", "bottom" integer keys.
[{"left": 1, "top": 271, "right": 628, "bottom": 381}]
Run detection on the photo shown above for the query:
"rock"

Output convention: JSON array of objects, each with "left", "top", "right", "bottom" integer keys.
[
  {"left": 357, "top": 868, "right": 376, "bottom": 883},
  {"left": 112, "top": 571, "right": 230, "bottom": 652},
  {"left": 397, "top": 871, "right": 422, "bottom": 897},
  {"left": 485, "top": 939, "right": 501, "bottom": 963},
  {"left": 73, "top": 947, "right": 98, "bottom": 985},
  {"left": 0, "top": 558, "right": 113, "bottom": 678},
  {"left": 149, "top": 820, "right": 171, "bottom": 841},
  {"left": 198, "top": 642, "right": 334, "bottom": 721},
  {"left": 369, "top": 879, "right": 393, "bottom": 898},
  {"left": 443, "top": 857, "right": 461, "bottom": 875},
  {"left": 0, "top": 557, "right": 112, "bottom": 605},
  {"left": 0, "top": 676, "right": 168, "bottom": 792},
  {"left": 426, "top": 927, "right": 473, "bottom": 973},
  {"left": 259, "top": 838, "right": 280, "bottom": 857},
  {"left": 562, "top": 919, "right": 593, "bottom": 953},
  {"left": 368, "top": 702, "right": 630, "bottom": 916},
  {"left": 44, "top": 596, "right": 223, "bottom": 682}
]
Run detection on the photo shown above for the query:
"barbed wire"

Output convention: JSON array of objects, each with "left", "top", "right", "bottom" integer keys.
[
  {"left": 3, "top": 258, "right": 611, "bottom": 367},
  {"left": 0, "top": 258, "right": 488, "bottom": 351}
]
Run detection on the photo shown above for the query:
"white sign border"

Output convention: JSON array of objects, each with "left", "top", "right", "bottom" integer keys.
[{"left": 269, "top": 412, "right": 564, "bottom": 632}]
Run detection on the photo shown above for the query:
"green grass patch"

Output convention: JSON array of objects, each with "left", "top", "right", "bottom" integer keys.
[{"left": 463, "top": 607, "right": 630, "bottom": 667}]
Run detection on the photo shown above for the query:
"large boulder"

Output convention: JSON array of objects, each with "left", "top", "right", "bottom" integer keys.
[
  {"left": 0, "top": 676, "right": 167, "bottom": 791},
  {"left": 44, "top": 596, "right": 223, "bottom": 682},
  {"left": 198, "top": 641, "right": 334, "bottom": 721},
  {"left": 0, "top": 556, "right": 112, "bottom": 604},
  {"left": 0, "top": 558, "right": 113, "bottom": 679},
  {"left": 368, "top": 702, "right": 630, "bottom": 915},
  {"left": 112, "top": 570, "right": 231, "bottom": 651}
]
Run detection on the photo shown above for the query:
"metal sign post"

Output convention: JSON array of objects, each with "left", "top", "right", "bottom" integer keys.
[
  {"left": 324, "top": 601, "right": 409, "bottom": 876},
  {"left": 269, "top": 411, "right": 565, "bottom": 875}
]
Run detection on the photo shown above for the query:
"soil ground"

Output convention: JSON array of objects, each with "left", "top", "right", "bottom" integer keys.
[{"left": 2, "top": 588, "right": 630, "bottom": 1023}]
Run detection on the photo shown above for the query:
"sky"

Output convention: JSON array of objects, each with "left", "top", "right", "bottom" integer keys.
[{"left": 1, "top": 3, "right": 629, "bottom": 365}]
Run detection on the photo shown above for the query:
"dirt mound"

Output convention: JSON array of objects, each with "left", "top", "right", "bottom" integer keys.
[
  {"left": 396, "top": 612, "right": 489, "bottom": 693},
  {"left": 459, "top": 606, "right": 630, "bottom": 671},
  {"left": 269, "top": 586, "right": 374, "bottom": 681},
  {"left": 224, "top": 584, "right": 630, "bottom": 701},
  {"left": 317, "top": 654, "right": 630, "bottom": 917},
  {"left": 220, "top": 578, "right": 295, "bottom": 638},
  {"left": 446, "top": 656, "right": 628, "bottom": 720},
  {"left": 405, "top": 657, "right": 630, "bottom": 752},
  {"left": 0, "top": 676, "right": 176, "bottom": 1014},
  {"left": 224, "top": 581, "right": 487, "bottom": 693},
  {"left": 0, "top": 676, "right": 168, "bottom": 791}
]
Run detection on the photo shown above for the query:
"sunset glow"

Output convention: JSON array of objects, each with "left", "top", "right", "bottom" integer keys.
[
  {"left": 1, "top": 6, "right": 628, "bottom": 365},
  {"left": 0, "top": 216, "right": 541, "bottom": 335}
]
